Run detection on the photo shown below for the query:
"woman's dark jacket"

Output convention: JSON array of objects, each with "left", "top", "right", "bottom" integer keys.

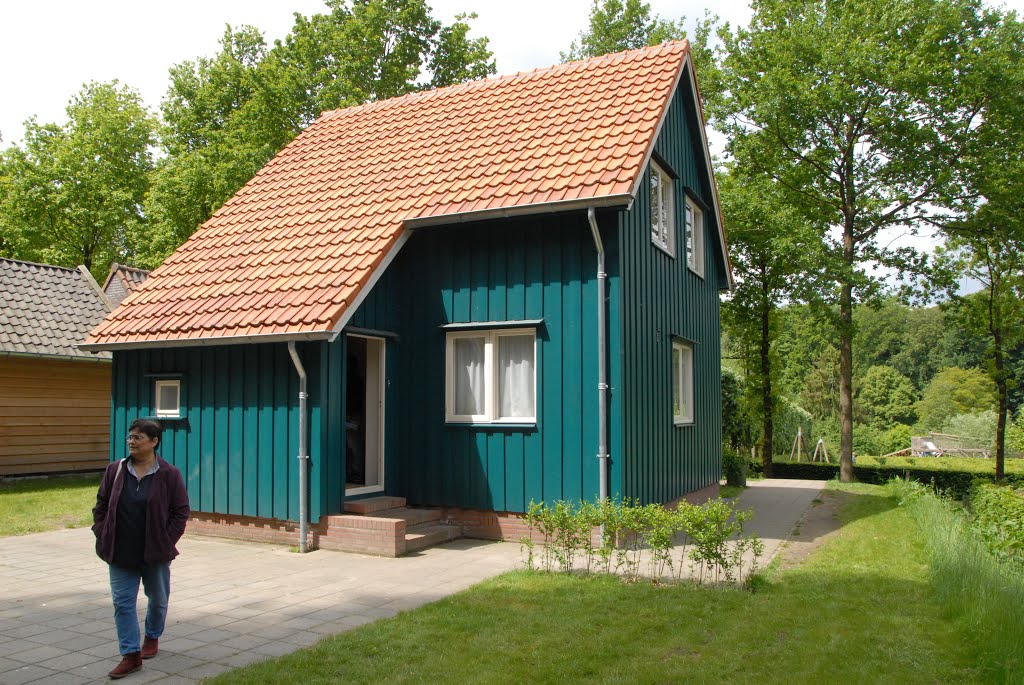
[{"left": 92, "top": 456, "right": 191, "bottom": 565}]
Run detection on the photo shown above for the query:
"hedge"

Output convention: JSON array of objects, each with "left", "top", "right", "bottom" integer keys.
[{"left": 770, "top": 461, "right": 1024, "bottom": 499}]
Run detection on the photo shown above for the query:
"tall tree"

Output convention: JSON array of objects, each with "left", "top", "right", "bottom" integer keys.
[
  {"left": 720, "top": 169, "right": 820, "bottom": 475},
  {"left": 561, "top": 0, "right": 720, "bottom": 101},
  {"left": 143, "top": 1, "right": 494, "bottom": 268},
  {"left": 715, "top": 0, "right": 998, "bottom": 481},
  {"left": 562, "top": 0, "right": 683, "bottom": 61},
  {"left": 937, "top": 10, "right": 1024, "bottom": 480},
  {"left": 0, "top": 81, "right": 156, "bottom": 277}
]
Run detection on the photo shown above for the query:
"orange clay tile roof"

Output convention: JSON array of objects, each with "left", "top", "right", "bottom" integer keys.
[{"left": 85, "top": 41, "right": 692, "bottom": 348}]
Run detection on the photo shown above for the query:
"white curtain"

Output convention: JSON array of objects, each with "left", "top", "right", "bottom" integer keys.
[
  {"left": 499, "top": 334, "right": 535, "bottom": 418},
  {"left": 454, "top": 337, "right": 485, "bottom": 416}
]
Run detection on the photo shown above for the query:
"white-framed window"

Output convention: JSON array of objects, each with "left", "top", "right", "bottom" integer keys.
[
  {"left": 154, "top": 379, "right": 181, "bottom": 418},
  {"left": 650, "top": 160, "right": 675, "bottom": 255},
  {"left": 685, "top": 196, "right": 705, "bottom": 277},
  {"left": 672, "top": 339, "right": 694, "bottom": 425},
  {"left": 446, "top": 328, "right": 536, "bottom": 424}
]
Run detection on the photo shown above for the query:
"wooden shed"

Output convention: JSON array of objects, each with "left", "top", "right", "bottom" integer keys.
[
  {"left": 0, "top": 259, "right": 113, "bottom": 475},
  {"left": 83, "top": 42, "right": 732, "bottom": 552}
]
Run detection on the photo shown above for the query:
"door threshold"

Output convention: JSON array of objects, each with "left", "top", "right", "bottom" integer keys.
[{"left": 346, "top": 485, "right": 385, "bottom": 497}]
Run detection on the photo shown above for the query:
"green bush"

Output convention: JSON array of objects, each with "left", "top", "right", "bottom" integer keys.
[
  {"left": 969, "top": 483, "right": 1024, "bottom": 565},
  {"left": 722, "top": 445, "right": 747, "bottom": 487},
  {"left": 770, "top": 460, "right": 1024, "bottom": 499}
]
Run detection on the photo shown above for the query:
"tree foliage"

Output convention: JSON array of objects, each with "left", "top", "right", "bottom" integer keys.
[
  {"left": 562, "top": 0, "right": 683, "bottom": 61},
  {"left": 856, "top": 366, "right": 917, "bottom": 430},
  {"left": 0, "top": 81, "right": 156, "bottom": 277},
  {"left": 720, "top": 169, "right": 821, "bottom": 472},
  {"left": 917, "top": 367, "right": 998, "bottom": 432},
  {"left": 715, "top": 0, "right": 1004, "bottom": 480},
  {"left": 141, "top": 0, "right": 495, "bottom": 268}
]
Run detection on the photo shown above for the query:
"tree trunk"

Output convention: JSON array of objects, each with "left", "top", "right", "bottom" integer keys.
[
  {"left": 760, "top": 297, "right": 774, "bottom": 478},
  {"left": 839, "top": 222, "right": 855, "bottom": 482},
  {"left": 990, "top": 277, "right": 1006, "bottom": 481}
]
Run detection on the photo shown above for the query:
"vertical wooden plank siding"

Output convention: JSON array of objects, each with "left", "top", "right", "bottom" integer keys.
[
  {"left": 370, "top": 212, "right": 619, "bottom": 512},
  {"left": 618, "top": 68, "right": 724, "bottom": 504},
  {"left": 111, "top": 342, "right": 325, "bottom": 522}
]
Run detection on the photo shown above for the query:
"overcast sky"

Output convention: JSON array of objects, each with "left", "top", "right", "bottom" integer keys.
[{"left": 0, "top": 0, "right": 752, "bottom": 145}]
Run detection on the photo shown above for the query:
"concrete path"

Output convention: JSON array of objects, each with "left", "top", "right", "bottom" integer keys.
[
  {"left": 732, "top": 478, "right": 828, "bottom": 561},
  {"left": 0, "top": 479, "right": 824, "bottom": 685}
]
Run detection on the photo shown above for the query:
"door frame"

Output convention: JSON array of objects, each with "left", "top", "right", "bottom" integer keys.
[{"left": 346, "top": 334, "right": 386, "bottom": 497}]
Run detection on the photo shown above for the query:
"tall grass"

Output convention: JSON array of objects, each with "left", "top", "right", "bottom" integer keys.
[{"left": 892, "top": 479, "right": 1024, "bottom": 682}]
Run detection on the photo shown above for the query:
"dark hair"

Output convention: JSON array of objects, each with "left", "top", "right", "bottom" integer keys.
[{"left": 129, "top": 418, "right": 162, "bottom": 449}]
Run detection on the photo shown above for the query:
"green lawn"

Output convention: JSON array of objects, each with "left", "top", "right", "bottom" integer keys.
[
  {"left": 0, "top": 474, "right": 100, "bottom": 536},
  {"left": 207, "top": 483, "right": 985, "bottom": 684}
]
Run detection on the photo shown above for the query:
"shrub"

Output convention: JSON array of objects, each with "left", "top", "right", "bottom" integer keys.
[
  {"left": 520, "top": 496, "right": 763, "bottom": 587},
  {"left": 969, "top": 483, "right": 1024, "bottom": 566},
  {"left": 770, "top": 460, "right": 1024, "bottom": 499},
  {"left": 722, "top": 445, "right": 747, "bottom": 487},
  {"left": 942, "top": 410, "right": 997, "bottom": 450}
]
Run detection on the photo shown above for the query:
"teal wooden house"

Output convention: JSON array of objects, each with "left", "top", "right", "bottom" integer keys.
[{"left": 84, "top": 41, "right": 733, "bottom": 553}]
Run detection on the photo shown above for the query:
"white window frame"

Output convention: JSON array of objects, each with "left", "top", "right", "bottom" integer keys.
[
  {"left": 650, "top": 160, "right": 675, "bottom": 256},
  {"left": 445, "top": 328, "right": 537, "bottom": 425},
  {"left": 672, "top": 339, "right": 694, "bottom": 425},
  {"left": 685, "top": 196, "right": 705, "bottom": 278},
  {"left": 154, "top": 379, "right": 181, "bottom": 418}
]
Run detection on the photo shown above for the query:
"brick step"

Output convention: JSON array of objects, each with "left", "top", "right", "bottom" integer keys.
[
  {"left": 405, "top": 523, "right": 461, "bottom": 553},
  {"left": 344, "top": 496, "right": 406, "bottom": 514},
  {"left": 374, "top": 507, "right": 442, "bottom": 526}
]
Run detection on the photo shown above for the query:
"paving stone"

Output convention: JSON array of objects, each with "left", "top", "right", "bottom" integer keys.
[
  {"left": 7, "top": 643, "right": 68, "bottom": 663},
  {"left": 1, "top": 663, "right": 60, "bottom": 685},
  {"left": 36, "top": 650, "right": 103, "bottom": 671},
  {"left": 215, "top": 649, "right": 268, "bottom": 668}
]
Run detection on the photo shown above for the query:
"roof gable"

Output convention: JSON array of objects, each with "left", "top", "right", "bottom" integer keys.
[
  {"left": 86, "top": 41, "right": 726, "bottom": 349},
  {"left": 1, "top": 258, "right": 112, "bottom": 359}
]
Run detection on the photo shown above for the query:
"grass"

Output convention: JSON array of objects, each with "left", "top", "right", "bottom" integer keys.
[
  {"left": 718, "top": 484, "right": 744, "bottom": 498},
  {"left": 0, "top": 474, "right": 100, "bottom": 536},
  {"left": 892, "top": 479, "right": 1024, "bottom": 682},
  {"left": 207, "top": 482, "right": 986, "bottom": 684}
]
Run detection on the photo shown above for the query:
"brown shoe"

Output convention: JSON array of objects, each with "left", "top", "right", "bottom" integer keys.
[
  {"left": 108, "top": 652, "right": 142, "bottom": 679},
  {"left": 141, "top": 636, "right": 158, "bottom": 659}
]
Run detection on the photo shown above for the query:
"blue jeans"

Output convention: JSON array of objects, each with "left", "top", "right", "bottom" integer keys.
[{"left": 108, "top": 562, "right": 171, "bottom": 655}]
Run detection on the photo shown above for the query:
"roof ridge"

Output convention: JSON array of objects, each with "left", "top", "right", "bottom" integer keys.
[
  {"left": 321, "top": 40, "right": 690, "bottom": 121},
  {"left": 0, "top": 257, "right": 81, "bottom": 273}
]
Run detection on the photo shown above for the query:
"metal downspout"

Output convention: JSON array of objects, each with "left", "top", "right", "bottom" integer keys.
[
  {"left": 587, "top": 208, "right": 610, "bottom": 506},
  {"left": 287, "top": 341, "right": 310, "bottom": 553}
]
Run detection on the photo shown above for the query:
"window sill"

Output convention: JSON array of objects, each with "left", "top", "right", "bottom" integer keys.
[
  {"left": 445, "top": 422, "right": 538, "bottom": 431},
  {"left": 688, "top": 265, "right": 705, "bottom": 279},
  {"left": 653, "top": 241, "right": 676, "bottom": 258},
  {"left": 674, "top": 419, "right": 694, "bottom": 427}
]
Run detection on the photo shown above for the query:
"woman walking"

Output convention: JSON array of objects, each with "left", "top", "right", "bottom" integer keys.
[{"left": 92, "top": 418, "right": 190, "bottom": 679}]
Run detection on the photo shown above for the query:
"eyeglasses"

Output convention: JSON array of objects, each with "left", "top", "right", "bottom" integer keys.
[{"left": 126, "top": 434, "right": 148, "bottom": 443}]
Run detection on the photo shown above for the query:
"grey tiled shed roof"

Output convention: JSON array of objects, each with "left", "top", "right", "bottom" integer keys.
[
  {"left": 101, "top": 262, "right": 150, "bottom": 308},
  {"left": 0, "top": 258, "right": 112, "bottom": 359}
]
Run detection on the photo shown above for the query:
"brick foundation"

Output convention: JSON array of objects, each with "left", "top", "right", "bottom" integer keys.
[{"left": 187, "top": 512, "right": 321, "bottom": 549}]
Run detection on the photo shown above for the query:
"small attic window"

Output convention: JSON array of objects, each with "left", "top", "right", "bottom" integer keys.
[
  {"left": 686, "top": 196, "right": 705, "bottom": 278},
  {"left": 154, "top": 380, "right": 181, "bottom": 419},
  {"left": 650, "top": 160, "right": 675, "bottom": 256}
]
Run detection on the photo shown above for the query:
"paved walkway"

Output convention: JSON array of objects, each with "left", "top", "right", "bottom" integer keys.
[{"left": 0, "top": 479, "right": 824, "bottom": 684}]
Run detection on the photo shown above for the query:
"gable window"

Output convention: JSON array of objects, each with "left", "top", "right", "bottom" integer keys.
[
  {"left": 672, "top": 339, "right": 694, "bottom": 425},
  {"left": 685, "top": 196, "right": 705, "bottom": 277},
  {"left": 446, "top": 328, "right": 536, "bottom": 424},
  {"left": 154, "top": 379, "right": 181, "bottom": 418},
  {"left": 650, "top": 160, "right": 675, "bottom": 255}
]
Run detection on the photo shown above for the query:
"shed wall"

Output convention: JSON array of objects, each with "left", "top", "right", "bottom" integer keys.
[
  {"left": 619, "top": 66, "right": 724, "bottom": 503},
  {"left": 0, "top": 356, "right": 110, "bottom": 475}
]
